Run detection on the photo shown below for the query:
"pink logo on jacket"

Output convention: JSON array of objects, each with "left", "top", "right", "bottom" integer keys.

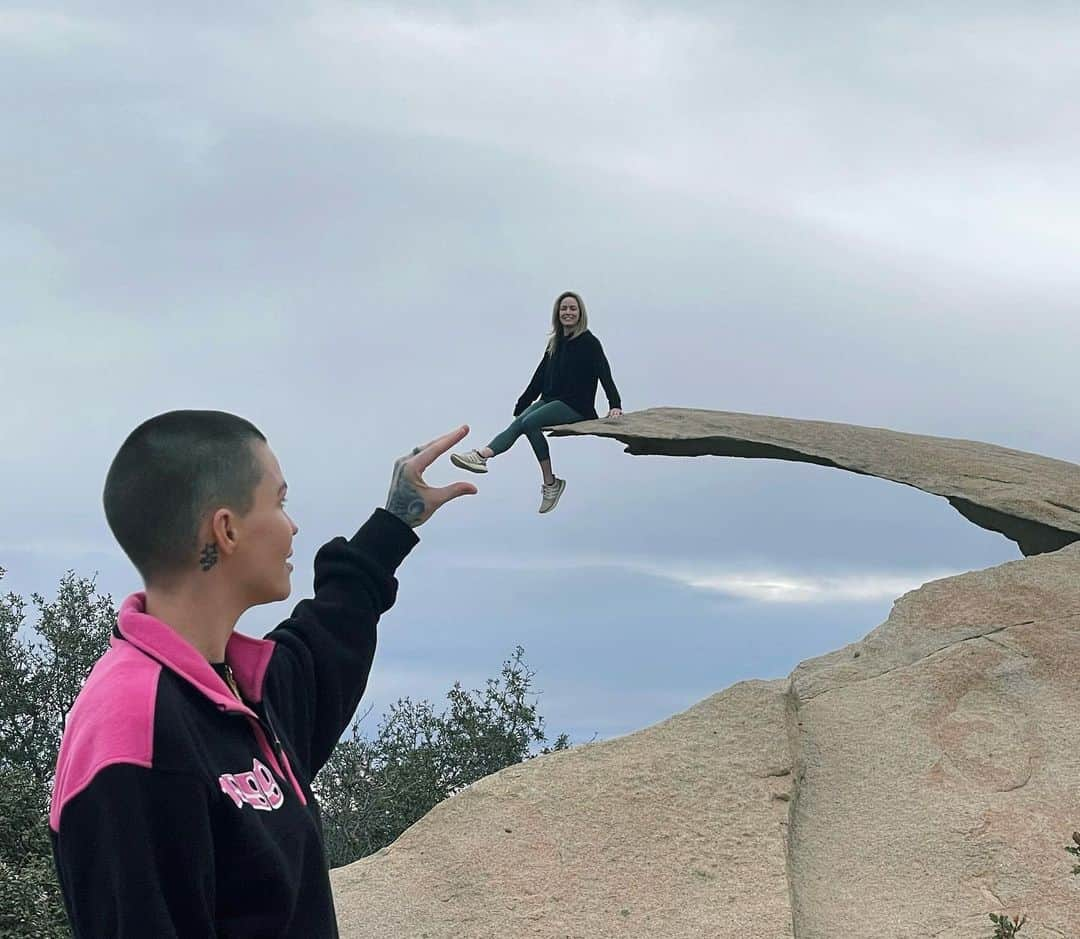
[{"left": 219, "top": 758, "right": 285, "bottom": 811}]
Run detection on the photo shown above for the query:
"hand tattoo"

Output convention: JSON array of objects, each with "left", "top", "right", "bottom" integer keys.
[
  {"left": 199, "top": 543, "right": 219, "bottom": 571},
  {"left": 385, "top": 455, "right": 426, "bottom": 528}
]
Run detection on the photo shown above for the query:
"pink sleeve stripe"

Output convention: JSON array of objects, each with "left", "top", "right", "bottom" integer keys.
[{"left": 49, "top": 646, "right": 160, "bottom": 831}]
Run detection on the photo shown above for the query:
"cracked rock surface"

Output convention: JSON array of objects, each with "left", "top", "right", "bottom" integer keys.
[
  {"left": 333, "top": 411, "right": 1080, "bottom": 937},
  {"left": 786, "top": 545, "right": 1080, "bottom": 937}
]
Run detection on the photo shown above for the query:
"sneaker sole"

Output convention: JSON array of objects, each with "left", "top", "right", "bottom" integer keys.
[{"left": 451, "top": 453, "right": 488, "bottom": 474}]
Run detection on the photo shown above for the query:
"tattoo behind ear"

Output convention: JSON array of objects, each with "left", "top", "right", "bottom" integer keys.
[{"left": 199, "top": 543, "right": 219, "bottom": 571}]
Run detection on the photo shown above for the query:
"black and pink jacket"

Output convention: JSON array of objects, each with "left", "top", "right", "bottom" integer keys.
[{"left": 49, "top": 508, "right": 418, "bottom": 938}]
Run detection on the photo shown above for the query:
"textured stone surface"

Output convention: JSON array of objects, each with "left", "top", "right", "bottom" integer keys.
[
  {"left": 333, "top": 679, "right": 796, "bottom": 938},
  {"left": 550, "top": 408, "right": 1080, "bottom": 555},
  {"left": 333, "top": 411, "right": 1080, "bottom": 937},
  {"left": 786, "top": 545, "right": 1080, "bottom": 938}
]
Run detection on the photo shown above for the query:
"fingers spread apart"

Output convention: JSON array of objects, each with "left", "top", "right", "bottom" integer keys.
[{"left": 405, "top": 425, "right": 470, "bottom": 475}]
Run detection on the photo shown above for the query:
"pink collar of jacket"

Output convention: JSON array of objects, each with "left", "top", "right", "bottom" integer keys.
[{"left": 117, "top": 592, "right": 277, "bottom": 713}]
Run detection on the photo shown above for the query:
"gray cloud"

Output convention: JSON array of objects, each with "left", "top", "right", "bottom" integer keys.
[{"left": 2, "top": 1, "right": 1073, "bottom": 740}]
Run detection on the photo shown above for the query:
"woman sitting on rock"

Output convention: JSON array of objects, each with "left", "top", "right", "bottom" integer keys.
[{"left": 451, "top": 290, "right": 624, "bottom": 514}]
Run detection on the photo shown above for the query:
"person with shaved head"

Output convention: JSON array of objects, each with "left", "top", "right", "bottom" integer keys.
[{"left": 50, "top": 410, "right": 475, "bottom": 938}]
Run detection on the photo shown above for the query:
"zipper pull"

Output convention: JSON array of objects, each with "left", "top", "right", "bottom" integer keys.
[
  {"left": 269, "top": 725, "right": 285, "bottom": 758},
  {"left": 223, "top": 664, "right": 243, "bottom": 703}
]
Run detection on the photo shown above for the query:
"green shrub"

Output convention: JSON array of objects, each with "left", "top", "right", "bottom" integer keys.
[
  {"left": 0, "top": 567, "right": 569, "bottom": 933},
  {"left": 315, "top": 645, "right": 569, "bottom": 868},
  {"left": 0, "top": 567, "right": 114, "bottom": 939}
]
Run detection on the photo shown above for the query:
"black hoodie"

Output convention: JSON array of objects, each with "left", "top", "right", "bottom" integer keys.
[
  {"left": 514, "top": 329, "right": 622, "bottom": 421},
  {"left": 50, "top": 508, "right": 418, "bottom": 938}
]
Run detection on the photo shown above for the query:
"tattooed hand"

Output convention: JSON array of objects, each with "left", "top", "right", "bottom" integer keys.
[{"left": 385, "top": 424, "right": 478, "bottom": 528}]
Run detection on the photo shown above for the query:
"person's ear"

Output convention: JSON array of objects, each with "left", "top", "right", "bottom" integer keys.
[{"left": 210, "top": 508, "right": 239, "bottom": 557}]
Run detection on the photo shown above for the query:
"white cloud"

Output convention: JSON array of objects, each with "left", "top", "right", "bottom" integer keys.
[
  {"left": 0, "top": 538, "right": 109, "bottom": 558},
  {"left": 157, "top": 1, "right": 1080, "bottom": 303},
  {"left": 0, "top": 9, "right": 115, "bottom": 50},
  {"left": 442, "top": 553, "right": 955, "bottom": 604},
  {"left": 676, "top": 571, "right": 941, "bottom": 604}
]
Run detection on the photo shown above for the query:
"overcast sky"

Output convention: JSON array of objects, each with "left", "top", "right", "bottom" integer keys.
[{"left": 3, "top": 3, "right": 1074, "bottom": 742}]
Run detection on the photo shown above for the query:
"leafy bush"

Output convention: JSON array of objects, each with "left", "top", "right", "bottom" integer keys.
[
  {"left": 0, "top": 567, "right": 114, "bottom": 939},
  {"left": 988, "top": 912, "right": 1025, "bottom": 937},
  {"left": 315, "top": 645, "right": 569, "bottom": 868},
  {"left": 0, "top": 566, "right": 568, "bottom": 934}
]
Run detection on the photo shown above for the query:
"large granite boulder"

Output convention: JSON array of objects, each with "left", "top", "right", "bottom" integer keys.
[{"left": 332, "top": 410, "right": 1080, "bottom": 937}]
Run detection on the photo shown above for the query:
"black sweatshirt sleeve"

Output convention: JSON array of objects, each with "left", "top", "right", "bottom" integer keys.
[
  {"left": 262, "top": 508, "right": 418, "bottom": 777},
  {"left": 52, "top": 764, "right": 215, "bottom": 939},
  {"left": 514, "top": 354, "right": 548, "bottom": 416},
  {"left": 594, "top": 337, "right": 622, "bottom": 410}
]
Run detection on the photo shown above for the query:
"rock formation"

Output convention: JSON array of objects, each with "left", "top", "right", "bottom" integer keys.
[
  {"left": 332, "top": 410, "right": 1080, "bottom": 938},
  {"left": 549, "top": 408, "right": 1080, "bottom": 557}
]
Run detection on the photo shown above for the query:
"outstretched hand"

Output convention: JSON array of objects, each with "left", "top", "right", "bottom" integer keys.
[{"left": 385, "top": 425, "right": 478, "bottom": 528}]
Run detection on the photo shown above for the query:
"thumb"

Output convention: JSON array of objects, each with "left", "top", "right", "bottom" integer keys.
[{"left": 431, "top": 482, "right": 478, "bottom": 506}]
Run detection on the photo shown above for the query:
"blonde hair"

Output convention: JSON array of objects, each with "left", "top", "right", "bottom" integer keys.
[{"left": 545, "top": 291, "right": 589, "bottom": 356}]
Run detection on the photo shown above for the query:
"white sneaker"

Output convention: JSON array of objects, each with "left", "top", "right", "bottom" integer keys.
[
  {"left": 539, "top": 477, "right": 566, "bottom": 514},
  {"left": 451, "top": 449, "right": 489, "bottom": 474}
]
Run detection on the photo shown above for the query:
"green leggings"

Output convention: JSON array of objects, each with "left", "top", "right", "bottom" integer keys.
[{"left": 488, "top": 399, "right": 584, "bottom": 463}]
